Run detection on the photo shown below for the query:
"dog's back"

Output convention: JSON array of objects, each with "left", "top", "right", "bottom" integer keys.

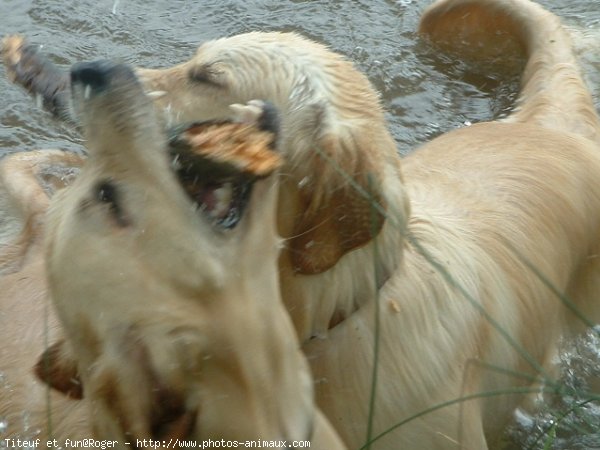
[
  {"left": 308, "top": 2, "right": 600, "bottom": 449},
  {"left": 405, "top": 0, "right": 600, "bottom": 444}
]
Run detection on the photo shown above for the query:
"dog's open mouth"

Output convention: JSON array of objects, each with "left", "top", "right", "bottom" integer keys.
[
  {"left": 168, "top": 119, "right": 281, "bottom": 229},
  {"left": 175, "top": 168, "right": 252, "bottom": 229}
]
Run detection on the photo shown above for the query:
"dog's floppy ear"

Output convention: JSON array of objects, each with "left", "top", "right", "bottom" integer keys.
[
  {"left": 34, "top": 339, "right": 83, "bottom": 399},
  {"left": 289, "top": 132, "right": 386, "bottom": 274}
]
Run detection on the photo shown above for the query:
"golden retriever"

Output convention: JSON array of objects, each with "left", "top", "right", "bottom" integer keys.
[
  {"left": 0, "top": 150, "right": 89, "bottom": 444},
  {"left": 42, "top": 61, "right": 344, "bottom": 448},
  {"left": 0, "top": 64, "right": 345, "bottom": 449},
  {"left": 2, "top": 0, "right": 600, "bottom": 448},
  {"left": 0, "top": 253, "right": 90, "bottom": 445}
]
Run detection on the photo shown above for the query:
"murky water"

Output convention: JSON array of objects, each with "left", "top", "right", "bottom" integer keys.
[
  {"left": 1, "top": 0, "right": 600, "bottom": 448},
  {"left": 2, "top": 0, "right": 599, "bottom": 157}
]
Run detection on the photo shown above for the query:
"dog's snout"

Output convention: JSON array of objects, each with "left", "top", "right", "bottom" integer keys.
[
  {"left": 71, "top": 60, "right": 115, "bottom": 91},
  {"left": 70, "top": 60, "right": 138, "bottom": 94}
]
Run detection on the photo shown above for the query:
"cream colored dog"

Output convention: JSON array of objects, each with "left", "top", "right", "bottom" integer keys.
[
  {"left": 44, "top": 61, "right": 344, "bottom": 448},
  {"left": 123, "top": 3, "right": 600, "bottom": 447},
  {"left": 0, "top": 150, "right": 89, "bottom": 444},
  {"left": 0, "top": 65, "right": 344, "bottom": 449},
  {"left": 2, "top": 0, "right": 600, "bottom": 448}
]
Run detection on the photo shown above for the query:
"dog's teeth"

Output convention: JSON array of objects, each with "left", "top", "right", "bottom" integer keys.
[
  {"left": 84, "top": 84, "right": 91, "bottom": 100},
  {"left": 298, "top": 176, "right": 310, "bottom": 188},
  {"left": 213, "top": 183, "right": 234, "bottom": 217},
  {"left": 147, "top": 90, "right": 167, "bottom": 99},
  {"left": 171, "top": 154, "right": 180, "bottom": 169},
  {"left": 229, "top": 101, "right": 263, "bottom": 124},
  {"left": 164, "top": 103, "right": 174, "bottom": 126}
]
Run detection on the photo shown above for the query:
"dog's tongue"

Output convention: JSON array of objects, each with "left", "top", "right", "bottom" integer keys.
[
  {"left": 185, "top": 180, "right": 235, "bottom": 221},
  {"left": 201, "top": 183, "right": 234, "bottom": 220}
]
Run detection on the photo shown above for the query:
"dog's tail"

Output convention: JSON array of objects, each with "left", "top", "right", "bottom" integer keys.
[{"left": 419, "top": 0, "right": 600, "bottom": 144}]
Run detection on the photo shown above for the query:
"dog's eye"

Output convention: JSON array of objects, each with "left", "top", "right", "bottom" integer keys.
[
  {"left": 188, "top": 64, "right": 223, "bottom": 87},
  {"left": 94, "top": 180, "right": 130, "bottom": 227}
]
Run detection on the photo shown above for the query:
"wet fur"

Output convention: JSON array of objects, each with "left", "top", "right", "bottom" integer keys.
[
  {"left": 46, "top": 62, "right": 346, "bottom": 448},
  {"left": 134, "top": 3, "right": 600, "bottom": 447},
  {"left": 0, "top": 151, "right": 88, "bottom": 443},
  {"left": 1, "top": 0, "right": 600, "bottom": 448}
]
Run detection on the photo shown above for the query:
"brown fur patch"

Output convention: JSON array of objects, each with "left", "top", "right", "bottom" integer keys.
[
  {"left": 34, "top": 339, "right": 83, "bottom": 399},
  {"left": 289, "top": 134, "right": 386, "bottom": 274}
]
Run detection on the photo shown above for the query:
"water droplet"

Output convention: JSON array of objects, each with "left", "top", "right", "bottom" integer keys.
[
  {"left": 0, "top": 418, "right": 7, "bottom": 433},
  {"left": 298, "top": 176, "right": 310, "bottom": 188}
]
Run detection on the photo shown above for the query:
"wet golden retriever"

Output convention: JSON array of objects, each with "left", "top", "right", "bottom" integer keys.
[
  {"left": 3, "top": 0, "right": 600, "bottom": 448},
  {"left": 0, "top": 150, "right": 89, "bottom": 443},
  {"left": 48, "top": 63, "right": 344, "bottom": 448},
  {"left": 0, "top": 69, "right": 344, "bottom": 449}
]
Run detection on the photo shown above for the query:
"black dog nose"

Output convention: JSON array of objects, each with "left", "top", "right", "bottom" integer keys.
[{"left": 70, "top": 60, "right": 119, "bottom": 92}]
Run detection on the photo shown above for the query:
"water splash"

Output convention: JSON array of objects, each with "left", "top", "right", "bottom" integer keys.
[{"left": 505, "top": 328, "right": 600, "bottom": 449}]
